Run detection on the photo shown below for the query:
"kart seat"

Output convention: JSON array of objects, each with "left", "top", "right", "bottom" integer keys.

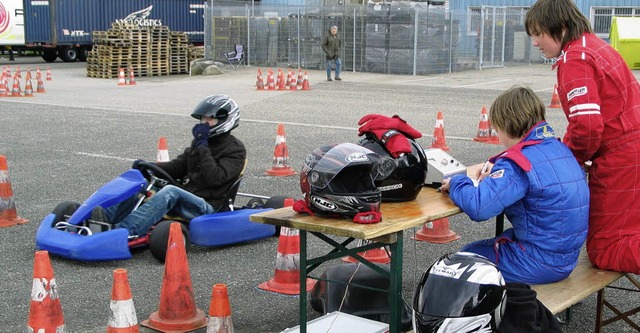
[{"left": 215, "top": 159, "right": 247, "bottom": 213}]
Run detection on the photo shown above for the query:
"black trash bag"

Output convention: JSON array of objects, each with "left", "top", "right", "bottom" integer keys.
[{"left": 310, "top": 263, "right": 413, "bottom": 332}]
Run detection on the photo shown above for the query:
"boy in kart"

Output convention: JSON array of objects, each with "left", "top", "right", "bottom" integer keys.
[{"left": 91, "top": 94, "right": 247, "bottom": 236}]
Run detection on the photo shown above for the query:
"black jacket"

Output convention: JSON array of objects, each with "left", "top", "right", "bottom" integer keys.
[
  {"left": 322, "top": 31, "right": 342, "bottom": 59},
  {"left": 157, "top": 132, "right": 246, "bottom": 209}
]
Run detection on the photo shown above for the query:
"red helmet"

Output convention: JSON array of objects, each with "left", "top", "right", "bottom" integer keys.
[{"left": 299, "top": 143, "right": 382, "bottom": 223}]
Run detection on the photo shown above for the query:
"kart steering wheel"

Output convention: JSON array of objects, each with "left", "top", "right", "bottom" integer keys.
[{"left": 135, "top": 161, "right": 180, "bottom": 187}]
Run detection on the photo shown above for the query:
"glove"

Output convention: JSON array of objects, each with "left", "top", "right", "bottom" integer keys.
[
  {"left": 370, "top": 129, "right": 413, "bottom": 158},
  {"left": 192, "top": 123, "right": 210, "bottom": 147},
  {"left": 357, "top": 114, "right": 422, "bottom": 139},
  {"left": 131, "top": 159, "right": 146, "bottom": 170}
]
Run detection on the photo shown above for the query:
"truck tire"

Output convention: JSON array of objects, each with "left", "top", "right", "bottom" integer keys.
[
  {"left": 42, "top": 51, "right": 57, "bottom": 63},
  {"left": 59, "top": 47, "right": 77, "bottom": 62},
  {"left": 77, "top": 46, "right": 89, "bottom": 62}
]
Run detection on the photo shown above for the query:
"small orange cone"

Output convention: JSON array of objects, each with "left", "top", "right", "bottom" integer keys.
[
  {"left": 46, "top": 67, "right": 52, "bottom": 81},
  {"left": 36, "top": 68, "right": 42, "bottom": 81},
  {"left": 36, "top": 76, "right": 46, "bottom": 93},
  {"left": 486, "top": 120, "right": 501, "bottom": 145},
  {"left": 301, "top": 71, "right": 311, "bottom": 91},
  {"left": 16, "top": 65, "right": 21, "bottom": 78},
  {"left": 548, "top": 83, "right": 562, "bottom": 108},
  {"left": 0, "top": 76, "right": 7, "bottom": 97},
  {"left": 256, "top": 68, "right": 264, "bottom": 90},
  {"left": 342, "top": 240, "right": 390, "bottom": 264},
  {"left": 275, "top": 68, "right": 284, "bottom": 90},
  {"left": 430, "top": 111, "right": 450, "bottom": 151},
  {"left": 156, "top": 136, "right": 170, "bottom": 162},
  {"left": 258, "top": 226, "right": 316, "bottom": 295},
  {"left": 128, "top": 67, "right": 136, "bottom": 86},
  {"left": 207, "top": 284, "right": 234, "bottom": 333},
  {"left": 0, "top": 155, "right": 29, "bottom": 227},
  {"left": 107, "top": 269, "right": 139, "bottom": 333},
  {"left": 117, "top": 68, "right": 127, "bottom": 86},
  {"left": 289, "top": 70, "right": 297, "bottom": 90},
  {"left": 413, "top": 217, "right": 460, "bottom": 243},
  {"left": 473, "top": 106, "right": 490, "bottom": 142},
  {"left": 25, "top": 68, "right": 32, "bottom": 81},
  {"left": 27, "top": 251, "right": 65, "bottom": 333},
  {"left": 23, "top": 79, "right": 34, "bottom": 97},
  {"left": 265, "top": 124, "right": 297, "bottom": 177},
  {"left": 141, "top": 222, "right": 208, "bottom": 331},
  {"left": 296, "top": 68, "right": 303, "bottom": 90},
  {"left": 10, "top": 74, "right": 21, "bottom": 97},
  {"left": 267, "top": 69, "right": 276, "bottom": 91}
]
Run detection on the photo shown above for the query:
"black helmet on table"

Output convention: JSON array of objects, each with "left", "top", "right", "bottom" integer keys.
[
  {"left": 413, "top": 252, "right": 506, "bottom": 333},
  {"left": 298, "top": 142, "right": 383, "bottom": 224},
  {"left": 358, "top": 133, "right": 427, "bottom": 202},
  {"left": 190, "top": 94, "right": 240, "bottom": 137}
]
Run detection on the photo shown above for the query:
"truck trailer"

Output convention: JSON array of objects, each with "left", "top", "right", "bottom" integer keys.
[{"left": 0, "top": 0, "right": 204, "bottom": 62}]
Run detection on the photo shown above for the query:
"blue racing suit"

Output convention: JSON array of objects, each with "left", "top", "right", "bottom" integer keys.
[{"left": 448, "top": 122, "right": 589, "bottom": 284}]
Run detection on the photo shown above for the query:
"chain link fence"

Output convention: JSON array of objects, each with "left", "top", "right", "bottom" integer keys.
[{"left": 205, "top": 1, "right": 545, "bottom": 75}]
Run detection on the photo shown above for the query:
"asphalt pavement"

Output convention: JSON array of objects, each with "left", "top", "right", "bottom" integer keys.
[{"left": 1, "top": 55, "right": 639, "bottom": 332}]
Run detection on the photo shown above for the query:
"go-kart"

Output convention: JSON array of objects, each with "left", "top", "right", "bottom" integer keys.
[{"left": 35, "top": 161, "right": 283, "bottom": 262}]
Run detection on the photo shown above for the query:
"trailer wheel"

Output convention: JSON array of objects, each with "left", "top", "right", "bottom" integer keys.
[
  {"left": 77, "top": 46, "right": 89, "bottom": 62},
  {"left": 59, "top": 47, "right": 77, "bottom": 62},
  {"left": 42, "top": 51, "right": 57, "bottom": 63}
]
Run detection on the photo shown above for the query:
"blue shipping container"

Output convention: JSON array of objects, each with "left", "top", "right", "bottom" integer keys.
[{"left": 23, "top": 0, "right": 205, "bottom": 45}]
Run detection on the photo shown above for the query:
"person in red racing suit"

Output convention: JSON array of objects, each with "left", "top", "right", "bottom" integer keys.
[{"left": 526, "top": 0, "right": 640, "bottom": 274}]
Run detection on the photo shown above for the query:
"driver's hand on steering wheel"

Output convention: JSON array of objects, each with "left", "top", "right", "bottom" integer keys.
[{"left": 132, "top": 159, "right": 148, "bottom": 170}]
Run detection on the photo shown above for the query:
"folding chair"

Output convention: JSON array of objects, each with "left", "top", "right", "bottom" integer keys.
[{"left": 225, "top": 44, "right": 244, "bottom": 69}]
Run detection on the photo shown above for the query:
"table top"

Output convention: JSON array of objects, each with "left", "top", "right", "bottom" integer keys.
[{"left": 249, "top": 186, "right": 461, "bottom": 242}]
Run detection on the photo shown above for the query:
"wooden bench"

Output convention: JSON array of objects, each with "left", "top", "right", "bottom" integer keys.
[{"left": 531, "top": 252, "right": 640, "bottom": 332}]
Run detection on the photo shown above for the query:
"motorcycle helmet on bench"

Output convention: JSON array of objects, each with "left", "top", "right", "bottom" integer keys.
[
  {"left": 295, "top": 142, "right": 383, "bottom": 224},
  {"left": 413, "top": 252, "right": 507, "bottom": 333},
  {"left": 358, "top": 133, "right": 427, "bottom": 202}
]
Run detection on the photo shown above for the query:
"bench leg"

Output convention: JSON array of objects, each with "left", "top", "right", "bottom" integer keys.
[
  {"left": 595, "top": 273, "right": 640, "bottom": 333},
  {"left": 595, "top": 289, "right": 605, "bottom": 333}
]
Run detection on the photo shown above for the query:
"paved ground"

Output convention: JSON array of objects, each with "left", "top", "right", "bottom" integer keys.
[{"left": 1, "top": 55, "right": 639, "bottom": 332}]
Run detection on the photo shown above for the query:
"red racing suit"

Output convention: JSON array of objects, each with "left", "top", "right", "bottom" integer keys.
[{"left": 554, "top": 32, "right": 640, "bottom": 274}]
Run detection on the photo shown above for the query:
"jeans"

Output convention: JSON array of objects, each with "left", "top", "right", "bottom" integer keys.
[
  {"left": 326, "top": 57, "right": 341, "bottom": 78},
  {"left": 107, "top": 185, "right": 216, "bottom": 236}
]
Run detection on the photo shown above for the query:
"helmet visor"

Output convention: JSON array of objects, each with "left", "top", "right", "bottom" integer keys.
[{"left": 309, "top": 143, "right": 381, "bottom": 190}]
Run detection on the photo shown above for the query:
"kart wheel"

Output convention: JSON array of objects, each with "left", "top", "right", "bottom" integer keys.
[
  {"left": 51, "top": 201, "right": 81, "bottom": 224},
  {"left": 264, "top": 195, "right": 291, "bottom": 209},
  {"left": 246, "top": 197, "right": 265, "bottom": 208},
  {"left": 148, "top": 221, "right": 190, "bottom": 263}
]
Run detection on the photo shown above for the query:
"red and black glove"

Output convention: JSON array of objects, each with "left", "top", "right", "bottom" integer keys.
[
  {"left": 357, "top": 114, "right": 422, "bottom": 139},
  {"left": 369, "top": 129, "right": 412, "bottom": 158}
]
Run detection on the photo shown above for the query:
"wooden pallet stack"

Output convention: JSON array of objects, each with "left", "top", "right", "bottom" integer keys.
[{"left": 87, "top": 22, "right": 190, "bottom": 78}]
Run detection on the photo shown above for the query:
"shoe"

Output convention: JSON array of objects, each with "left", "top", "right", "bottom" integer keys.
[
  {"left": 327, "top": 77, "right": 332, "bottom": 81},
  {"left": 90, "top": 206, "right": 112, "bottom": 224},
  {"left": 334, "top": 77, "right": 342, "bottom": 81}
]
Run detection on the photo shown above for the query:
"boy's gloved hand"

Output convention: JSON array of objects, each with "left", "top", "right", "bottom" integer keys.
[
  {"left": 192, "top": 123, "right": 210, "bottom": 147},
  {"left": 357, "top": 114, "right": 422, "bottom": 139}
]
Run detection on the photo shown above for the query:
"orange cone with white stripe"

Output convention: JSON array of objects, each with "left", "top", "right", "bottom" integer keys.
[
  {"left": 141, "top": 222, "right": 208, "bottom": 332},
  {"left": 117, "top": 68, "right": 127, "bottom": 86},
  {"left": 486, "top": 120, "right": 501, "bottom": 145},
  {"left": 301, "top": 71, "right": 311, "bottom": 91},
  {"left": 342, "top": 239, "right": 390, "bottom": 264},
  {"left": 128, "top": 67, "right": 136, "bottom": 86},
  {"left": 107, "top": 269, "right": 139, "bottom": 333},
  {"left": 36, "top": 76, "right": 46, "bottom": 93},
  {"left": 23, "top": 79, "right": 34, "bottom": 97},
  {"left": 430, "top": 111, "right": 450, "bottom": 151},
  {"left": 10, "top": 74, "right": 21, "bottom": 97},
  {"left": 0, "top": 75, "right": 7, "bottom": 97},
  {"left": 267, "top": 69, "right": 276, "bottom": 91},
  {"left": 0, "top": 155, "right": 28, "bottom": 227},
  {"left": 265, "top": 124, "right": 296, "bottom": 176},
  {"left": 258, "top": 226, "right": 316, "bottom": 295},
  {"left": 296, "top": 68, "right": 303, "bottom": 90},
  {"left": 156, "top": 137, "right": 170, "bottom": 162},
  {"left": 27, "top": 250, "right": 65, "bottom": 333},
  {"left": 46, "top": 67, "right": 53, "bottom": 81},
  {"left": 473, "top": 106, "right": 490, "bottom": 142},
  {"left": 413, "top": 217, "right": 460, "bottom": 243},
  {"left": 256, "top": 68, "right": 264, "bottom": 90},
  {"left": 277, "top": 68, "right": 286, "bottom": 90},
  {"left": 206, "top": 284, "right": 234, "bottom": 333},
  {"left": 548, "top": 83, "right": 561, "bottom": 108}
]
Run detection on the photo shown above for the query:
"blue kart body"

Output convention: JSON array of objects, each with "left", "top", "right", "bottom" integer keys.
[{"left": 35, "top": 169, "right": 275, "bottom": 261}]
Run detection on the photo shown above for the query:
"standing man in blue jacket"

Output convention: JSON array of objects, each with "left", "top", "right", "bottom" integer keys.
[
  {"left": 322, "top": 25, "right": 342, "bottom": 82},
  {"left": 440, "top": 86, "right": 589, "bottom": 284}
]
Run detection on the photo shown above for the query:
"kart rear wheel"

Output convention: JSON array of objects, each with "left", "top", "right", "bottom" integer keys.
[
  {"left": 148, "top": 220, "right": 190, "bottom": 263},
  {"left": 246, "top": 197, "right": 265, "bottom": 208},
  {"left": 51, "top": 201, "right": 81, "bottom": 225},
  {"left": 264, "top": 195, "right": 291, "bottom": 209}
]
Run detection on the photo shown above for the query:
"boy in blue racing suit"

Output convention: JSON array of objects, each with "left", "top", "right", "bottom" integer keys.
[{"left": 440, "top": 86, "right": 589, "bottom": 284}]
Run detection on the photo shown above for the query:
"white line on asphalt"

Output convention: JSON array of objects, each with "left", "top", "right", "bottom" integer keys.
[{"left": 453, "top": 79, "right": 512, "bottom": 88}]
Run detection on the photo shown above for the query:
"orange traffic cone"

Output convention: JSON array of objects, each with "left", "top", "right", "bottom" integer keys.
[
  {"left": 0, "top": 76, "right": 7, "bottom": 97},
  {"left": 296, "top": 69, "right": 303, "bottom": 90},
  {"left": 413, "top": 217, "right": 460, "bottom": 243},
  {"left": 117, "top": 68, "right": 127, "bottom": 86},
  {"left": 342, "top": 239, "right": 390, "bottom": 264},
  {"left": 156, "top": 136, "right": 170, "bottom": 162},
  {"left": 256, "top": 68, "right": 264, "bottom": 90},
  {"left": 277, "top": 69, "right": 287, "bottom": 91},
  {"left": 27, "top": 251, "right": 65, "bottom": 332},
  {"left": 23, "top": 79, "right": 34, "bottom": 97},
  {"left": 107, "top": 269, "right": 139, "bottom": 333},
  {"left": 289, "top": 70, "right": 297, "bottom": 90},
  {"left": 0, "top": 155, "right": 29, "bottom": 227},
  {"left": 267, "top": 69, "right": 276, "bottom": 91},
  {"left": 16, "top": 65, "right": 21, "bottom": 78},
  {"left": 207, "top": 284, "right": 234, "bottom": 333},
  {"left": 486, "top": 120, "right": 501, "bottom": 145},
  {"left": 548, "top": 83, "right": 561, "bottom": 108},
  {"left": 128, "top": 67, "right": 136, "bottom": 86},
  {"left": 265, "top": 124, "right": 297, "bottom": 176},
  {"left": 430, "top": 111, "right": 450, "bottom": 151},
  {"left": 25, "top": 68, "right": 32, "bottom": 81},
  {"left": 301, "top": 71, "right": 310, "bottom": 91},
  {"left": 36, "top": 68, "right": 42, "bottom": 81},
  {"left": 141, "top": 222, "right": 208, "bottom": 331},
  {"left": 258, "top": 226, "right": 316, "bottom": 295},
  {"left": 36, "top": 76, "right": 46, "bottom": 93},
  {"left": 10, "top": 74, "right": 21, "bottom": 97},
  {"left": 473, "top": 106, "right": 490, "bottom": 142},
  {"left": 46, "top": 67, "right": 52, "bottom": 81}
]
